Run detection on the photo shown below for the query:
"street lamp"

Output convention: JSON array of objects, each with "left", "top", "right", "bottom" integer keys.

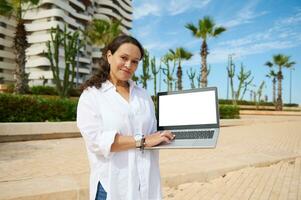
[
  {"left": 289, "top": 67, "right": 295, "bottom": 104},
  {"left": 227, "top": 53, "right": 235, "bottom": 99}
]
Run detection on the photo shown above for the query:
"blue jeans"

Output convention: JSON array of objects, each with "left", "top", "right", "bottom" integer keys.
[{"left": 95, "top": 181, "right": 107, "bottom": 200}]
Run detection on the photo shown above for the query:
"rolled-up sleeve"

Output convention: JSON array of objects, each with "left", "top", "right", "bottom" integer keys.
[{"left": 77, "top": 90, "right": 117, "bottom": 159}]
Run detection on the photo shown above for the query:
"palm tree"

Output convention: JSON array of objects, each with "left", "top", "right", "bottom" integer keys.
[
  {"left": 0, "top": 0, "right": 40, "bottom": 94},
  {"left": 86, "top": 19, "right": 122, "bottom": 48},
  {"left": 266, "top": 54, "right": 295, "bottom": 110},
  {"left": 169, "top": 47, "right": 193, "bottom": 90},
  {"left": 265, "top": 68, "right": 277, "bottom": 104},
  {"left": 185, "top": 16, "right": 226, "bottom": 88}
]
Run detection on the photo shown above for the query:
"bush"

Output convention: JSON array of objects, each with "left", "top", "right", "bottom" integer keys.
[
  {"left": 0, "top": 93, "right": 77, "bottom": 122},
  {"left": 30, "top": 86, "right": 58, "bottom": 95},
  {"left": 69, "top": 87, "right": 82, "bottom": 97},
  {"left": 5, "top": 83, "right": 15, "bottom": 93},
  {"left": 219, "top": 105, "right": 240, "bottom": 119},
  {"left": 284, "top": 103, "right": 299, "bottom": 107},
  {"left": 219, "top": 99, "right": 275, "bottom": 106}
]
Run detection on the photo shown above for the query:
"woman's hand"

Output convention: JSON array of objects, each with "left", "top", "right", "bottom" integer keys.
[{"left": 144, "top": 131, "right": 175, "bottom": 147}]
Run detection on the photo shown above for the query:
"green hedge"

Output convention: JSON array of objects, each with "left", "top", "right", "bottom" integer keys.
[
  {"left": 31, "top": 86, "right": 58, "bottom": 95},
  {"left": 0, "top": 93, "right": 77, "bottom": 122},
  {"left": 219, "top": 105, "right": 240, "bottom": 119},
  {"left": 219, "top": 99, "right": 299, "bottom": 107},
  {"left": 0, "top": 94, "right": 240, "bottom": 122}
]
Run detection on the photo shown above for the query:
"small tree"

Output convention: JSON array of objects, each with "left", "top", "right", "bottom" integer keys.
[
  {"left": 256, "top": 81, "right": 265, "bottom": 106},
  {"left": 187, "top": 67, "right": 196, "bottom": 89},
  {"left": 169, "top": 47, "right": 193, "bottom": 90},
  {"left": 265, "top": 54, "right": 295, "bottom": 110},
  {"left": 185, "top": 16, "right": 226, "bottom": 88},
  {"left": 86, "top": 19, "right": 122, "bottom": 47},
  {"left": 161, "top": 53, "right": 176, "bottom": 91},
  {"left": 132, "top": 73, "right": 139, "bottom": 85},
  {"left": 139, "top": 49, "right": 151, "bottom": 89},
  {"left": 227, "top": 62, "right": 253, "bottom": 105},
  {"left": 150, "top": 56, "right": 160, "bottom": 96},
  {"left": 265, "top": 69, "right": 277, "bottom": 104},
  {"left": 46, "top": 25, "right": 83, "bottom": 98},
  {"left": 0, "top": 0, "right": 41, "bottom": 94}
]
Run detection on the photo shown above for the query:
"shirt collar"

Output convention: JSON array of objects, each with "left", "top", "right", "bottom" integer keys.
[{"left": 101, "top": 79, "right": 137, "bottom": 92}]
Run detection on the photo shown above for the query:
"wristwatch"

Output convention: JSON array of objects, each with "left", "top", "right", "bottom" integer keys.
[
  {"left": 134, "top": 135, "right": 143, "bottom": 148},
  {"left": 134, "top": 135, "right": 145, "bottom": 150}
]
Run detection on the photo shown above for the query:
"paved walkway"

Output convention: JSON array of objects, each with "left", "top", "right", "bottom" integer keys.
[
  {"left": 0, "top": 115, "right": 301, "bottom": 199},
  {"left": 163, "top": 158, "right": 301, "bottom": 200}
]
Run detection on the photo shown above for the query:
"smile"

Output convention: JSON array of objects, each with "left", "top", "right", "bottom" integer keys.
[{"left": 121, "top": 69, "right": 131, "bottom": 74}]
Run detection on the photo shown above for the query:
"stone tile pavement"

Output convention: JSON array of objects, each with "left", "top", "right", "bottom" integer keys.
[
  {"left": 0, "top": 115, "right": 301, "bottom": 199},
  {"left": 163, "top": 157, "right": 301, "bottom": 200}
]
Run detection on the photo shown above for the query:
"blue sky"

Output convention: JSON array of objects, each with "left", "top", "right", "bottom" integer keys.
[{"left": 130, "top": 0, "right": 301, "bottom": 104}]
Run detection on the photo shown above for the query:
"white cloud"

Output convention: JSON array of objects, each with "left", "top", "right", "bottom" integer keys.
[
  {"left": 223, "top": 1, "right": 268, "bottom": 28},
  {"left": 133, "top": 3, "right": 161, "bottom": 20},
  {"left": 212, "top": 9, "right": 301, "bottom": 64},
  {"left": 276, "top": 8, "right": 301, "bottom": 26},
  {"left": 133, "top": 0, "right": 211, "bottom": 19},
  {"left": 168, "top": 0, "right": 211, "bottom": 15}
]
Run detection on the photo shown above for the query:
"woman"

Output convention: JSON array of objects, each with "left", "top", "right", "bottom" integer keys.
[{"left": 77, "top": 35, "right": 175, "bottom": 200}]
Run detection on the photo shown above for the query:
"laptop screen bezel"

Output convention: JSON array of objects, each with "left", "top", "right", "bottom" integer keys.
[{"left": 156, "top": 87, "right": 220, "bottom": 130}]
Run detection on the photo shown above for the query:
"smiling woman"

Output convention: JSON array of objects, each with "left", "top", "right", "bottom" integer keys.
[{"left": 77, "top": 35, "right": 175, "bottom": 200}]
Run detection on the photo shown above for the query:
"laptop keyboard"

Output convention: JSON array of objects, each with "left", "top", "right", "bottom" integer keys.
[{"left": 172, "top": 130, "right": 215, "bottom": 139}]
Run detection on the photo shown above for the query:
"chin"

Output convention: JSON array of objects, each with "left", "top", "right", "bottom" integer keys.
[{"left": 118, "top": 73, "right": 132, "bottom": 81}]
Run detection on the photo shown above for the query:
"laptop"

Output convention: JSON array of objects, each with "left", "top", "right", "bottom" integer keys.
[{"left": 148, "top": 87, "right": 220, "bottom": 149}]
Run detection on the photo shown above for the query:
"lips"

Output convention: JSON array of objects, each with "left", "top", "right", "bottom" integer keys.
[{"left": 120, "top": 68, "right": 131, "bottom": 75}]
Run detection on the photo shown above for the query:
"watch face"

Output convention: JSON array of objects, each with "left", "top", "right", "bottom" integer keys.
[
  {"left": 135, "top": 135, "right": 142, "bottom": 140},
  {"left": 135, "top": 135, "right": 142, "bottom": 148}
]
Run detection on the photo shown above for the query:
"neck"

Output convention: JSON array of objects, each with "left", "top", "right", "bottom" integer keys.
[{"left": 109, "top": 77, "right": 129, "bottom": 89}]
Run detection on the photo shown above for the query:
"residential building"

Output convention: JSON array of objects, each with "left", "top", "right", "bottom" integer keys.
[
  {"left": 0, "top": 0, "right": 132, "bottom": 86},
  {"left": 0, "top": 16, "right": 16, "bottom": 84}
]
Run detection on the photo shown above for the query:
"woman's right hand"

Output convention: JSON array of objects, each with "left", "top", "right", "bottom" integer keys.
[{"left": 144, "top": 131, "right": 175, "bottom": 147}]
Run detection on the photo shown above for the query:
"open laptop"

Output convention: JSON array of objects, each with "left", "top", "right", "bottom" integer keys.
[{"left": 148, "top": 87, "right": 220, "bottom": 149}]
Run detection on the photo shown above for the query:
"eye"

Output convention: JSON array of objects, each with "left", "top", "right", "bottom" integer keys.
[
  {"left": 132, "top": 60, "right": 139, "bottom": 65},
  {"left": 121, "top": 56, "right": 127, "bottom": 61}
]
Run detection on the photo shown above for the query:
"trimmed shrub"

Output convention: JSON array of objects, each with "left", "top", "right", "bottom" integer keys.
[
  {"left": 0, "top": 93, "right": 241, "bottom": 122},
  {"left": 69, "top": 87, "right": 82, "bottom": 97},
  {"left": 284, "top": 103, "right": 299, "bottom": 107},
  {"left": 30, "top": 86, "right": 58, "bottom": 95},
  {"left": 219, "top": 99, "right": 275, "bottom": 106},
  {"left": 0, "top": 93, "right": 77, "bottom": 122},
  {"left": 219, "top": 105, "right": 240, "bottom": 119}
]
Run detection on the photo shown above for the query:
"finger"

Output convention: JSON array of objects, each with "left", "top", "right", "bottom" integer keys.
[
  {"left": 161, "top": 131, "right": 175, "bottom": 140},
  {"left": 161, "top": 136, "right": 171, "bottom": 144}
]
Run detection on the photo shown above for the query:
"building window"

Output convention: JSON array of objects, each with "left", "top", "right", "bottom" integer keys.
[
  {"left": 0, "top": 45, "right": 4, "bottom": 50},
  {"left": 0, "top": 34, "right": 4, "bottom": 39}
]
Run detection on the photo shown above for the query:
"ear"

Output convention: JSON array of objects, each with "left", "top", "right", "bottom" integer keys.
[{"left": 107, "top": 50, "right": 113, "bottom": 65}]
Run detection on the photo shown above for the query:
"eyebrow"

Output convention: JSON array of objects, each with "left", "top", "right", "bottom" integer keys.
[{"left": 120, "top": 53, "right": 140, "bottom": 61}]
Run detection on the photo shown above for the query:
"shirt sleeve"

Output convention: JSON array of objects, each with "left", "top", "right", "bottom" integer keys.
[{"left": 77, "top": 90, "right": 117, "bottom": 159}]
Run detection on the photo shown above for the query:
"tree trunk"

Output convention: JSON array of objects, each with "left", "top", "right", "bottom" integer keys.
[
  {"left": 14, "top": 20, "right": 29, "bottom": 94},
  {"left": 176, "top": 62, "right": 182, "bottom": 90},
  {"left": 272, "top": 78, "right": 276, "bottom": 104},
  {"left": 200, "top": 40, "right": 208, "bottom": 88},
  {"left": 276, "top": 67, "right": 283, "bottom": 111}
]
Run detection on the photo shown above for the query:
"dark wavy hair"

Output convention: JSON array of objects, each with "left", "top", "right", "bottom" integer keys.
[{"left": 81, "top": 35, "right": 144, "bottom": 91}]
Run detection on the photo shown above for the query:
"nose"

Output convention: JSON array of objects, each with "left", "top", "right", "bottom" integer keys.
[{"left": 124, "top": 60, "right": 131, "bottom": 69}]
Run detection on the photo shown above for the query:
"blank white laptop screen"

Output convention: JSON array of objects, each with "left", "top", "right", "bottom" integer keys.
[{"left": 159, "top": 90, "right": 217, "bottom": 126}]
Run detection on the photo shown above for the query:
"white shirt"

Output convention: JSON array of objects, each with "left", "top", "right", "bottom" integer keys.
[{"left": 77, "top": 80, "right": 162, "bottom": 200}]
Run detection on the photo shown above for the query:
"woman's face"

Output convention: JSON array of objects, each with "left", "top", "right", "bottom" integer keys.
[{"left": 107, "top": 43, "right": 141, "bottom": 82}]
